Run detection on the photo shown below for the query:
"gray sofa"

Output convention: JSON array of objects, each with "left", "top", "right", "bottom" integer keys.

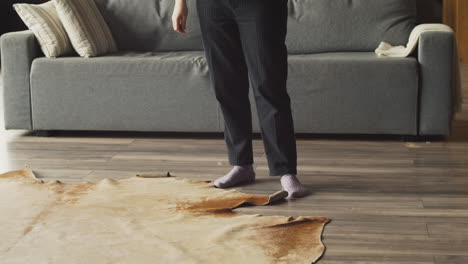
[{"left": 0, "top": 0, "right": 456, "bottom": 136}]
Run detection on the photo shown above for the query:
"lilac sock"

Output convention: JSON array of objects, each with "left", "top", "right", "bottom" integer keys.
[
  {"left": 280, "top": 174, "right": 309, "bottom": 198},
  {"left": 213, "top": 164, "right": 255, "bottom": 188}
]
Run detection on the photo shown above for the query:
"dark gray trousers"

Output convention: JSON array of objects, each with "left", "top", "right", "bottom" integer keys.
[{"left": 196, "top": 0, "right": 297, "bottom": 176}]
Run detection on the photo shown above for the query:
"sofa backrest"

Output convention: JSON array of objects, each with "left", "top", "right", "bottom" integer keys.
[
  {"left": 95, "top": 0, "right": 426, "bottom": 54},
  {"left": 285, "top": 0, "right": 417, "bottom": 54},
  {"left": 94, "top": 0, "right": 203, "bottom": 52}
]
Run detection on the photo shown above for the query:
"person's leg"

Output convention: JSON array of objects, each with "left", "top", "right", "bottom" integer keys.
[
  {"left": 196, "top": 0, "right": 255, "bottom": 187},
  {"left": 234, "top": 0, "right": 296, "bottom": 176},
  {"left": 234, "top": 0, "right": 307, "bottom": 197}
]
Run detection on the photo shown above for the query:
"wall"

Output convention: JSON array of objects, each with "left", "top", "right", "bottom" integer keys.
[{"left": 0, "top": 0, "right": 48, "bottom": 37}]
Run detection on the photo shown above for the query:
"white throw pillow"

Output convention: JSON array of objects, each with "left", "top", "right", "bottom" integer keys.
[
  {"left": 53, "top": 0, "right": 118, "bottom": 58},
  {"left": 13, "top": 1, "right": 73, "bottom": 58}
]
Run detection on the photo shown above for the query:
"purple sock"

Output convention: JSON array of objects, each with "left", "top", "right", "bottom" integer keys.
[
  {"left": 280, "top": 174, "right": 309, "bottom": 198},
  {"left": 213, "top": 164, "right": 255, "bottom": 188}
]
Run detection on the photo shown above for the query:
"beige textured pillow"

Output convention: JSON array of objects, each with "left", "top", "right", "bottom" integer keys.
[
  {"left": 13, "top": 1, "right": 73, "bottom": 58},
  {"left": 53, "top": 0, "right": 117, "bottom": 58}
]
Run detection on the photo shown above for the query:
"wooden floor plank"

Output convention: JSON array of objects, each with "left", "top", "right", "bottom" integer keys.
[{"left": 434, "top": 256, "right": 468, "bottom": 264}]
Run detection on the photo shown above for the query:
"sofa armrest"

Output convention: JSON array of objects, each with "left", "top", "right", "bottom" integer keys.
[
  {"left": 1, "top": 30, "right": 42, "bottom": 130},
  {"left": 417, "top": 30, "right": 455, "bottom": 136}
]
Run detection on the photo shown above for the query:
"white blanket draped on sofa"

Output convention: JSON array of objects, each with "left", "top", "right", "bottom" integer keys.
[{"left": 375, "top": 23, "right": 463, "bottom": 115}]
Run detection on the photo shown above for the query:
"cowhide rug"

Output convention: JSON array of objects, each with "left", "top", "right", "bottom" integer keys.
[{"left": 0, "top": 169, "right": 330, "bottom": 264}]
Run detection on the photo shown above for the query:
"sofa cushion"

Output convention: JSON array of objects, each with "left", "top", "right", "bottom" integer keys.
[
  {"left": 30, "top": 51, "right": 419, "bottom": 134},
  {"left": 285, "top": 52, "right": 419, "bottom": 134},
  {"left": 29, "top": 51, "right": 219, "bottom": 132},
  {"left": 243, "top": 52, "right": 420, "bottom": 134},
  {"left": 13, "top": 1, "right": 73, "bottom": 58},
  {"left": 54, "top": 0, "right": 118, "bottom": 57},
  {"left": 286, "top": 0, "right": 417, "bottom": 54}
]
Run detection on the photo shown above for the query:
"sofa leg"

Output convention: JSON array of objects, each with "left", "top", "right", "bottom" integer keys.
[{"left": 34, "top": 130, "right": 55, "bottom": 137}]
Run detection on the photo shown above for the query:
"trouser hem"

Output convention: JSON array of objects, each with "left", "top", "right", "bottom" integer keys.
[
  {"left": 269, "top": 168, "right": 297, "bottom": 176},
  {"left": 229, "top": 160, "right": 254, "bottom": 166}
]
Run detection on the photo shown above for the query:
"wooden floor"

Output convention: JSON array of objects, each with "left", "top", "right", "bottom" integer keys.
[{"left": 1, "top": 64, "right": 468, "bottom": 263}]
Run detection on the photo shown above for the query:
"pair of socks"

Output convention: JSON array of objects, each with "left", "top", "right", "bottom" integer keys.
[{"left": 213, "top": 164, "right": 308, "bottom": 198}]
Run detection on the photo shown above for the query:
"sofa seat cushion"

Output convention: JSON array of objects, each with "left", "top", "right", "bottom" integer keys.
[
  {"left": 30, "top": 51, "right": 419, "bottom": 134},
  {"left": 281, "top": 52, "right": 420, "bottom": 134},
  {"left": 29, "top": 51, "right": 219, "bottom": 132}
]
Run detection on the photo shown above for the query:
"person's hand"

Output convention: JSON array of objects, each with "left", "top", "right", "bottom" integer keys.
[{"left": 172, "top": 0, "right": 188, "bottom": 34}]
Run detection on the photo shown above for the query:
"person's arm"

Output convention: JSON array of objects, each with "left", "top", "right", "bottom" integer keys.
[{"left": 172, "top": 0, "right": 188, "bottom": 34}]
